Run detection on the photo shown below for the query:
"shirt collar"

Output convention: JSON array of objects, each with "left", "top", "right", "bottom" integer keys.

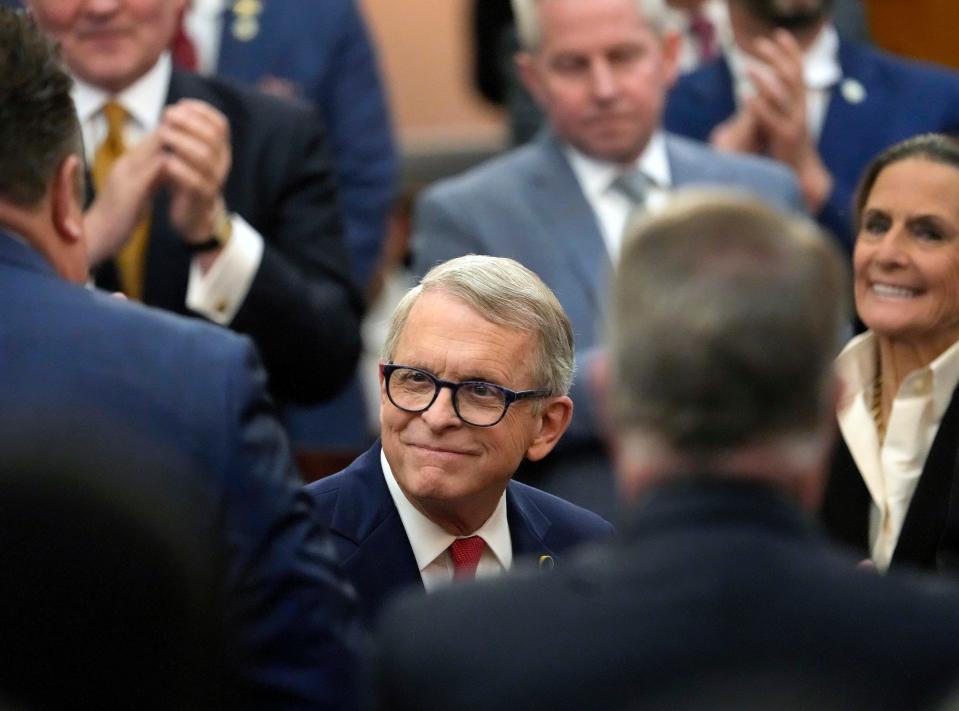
[
  {"left": 72, "top": 52, "right": 172, "bottom": 133},
  {"left": 380, "top": 448, "right": 513, "bottom": 572},
  {"left": 564, "top": 130, "right": 672, "bottom": 202},
  {"left": 191, "top": 0, "right": 229, "bottom": 18},
  {"left": 836, "top": 330, "right": 959, "bottom": 422},
  {"left": 726, "top": 23, "right": 840, "bottom": 102}
]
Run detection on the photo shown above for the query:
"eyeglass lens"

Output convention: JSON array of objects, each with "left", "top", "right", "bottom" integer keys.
[{"left": 388, "top": 367, "right": 507, "bottom": 426}]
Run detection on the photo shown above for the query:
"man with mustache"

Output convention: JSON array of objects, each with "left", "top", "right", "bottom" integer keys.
[{"left": 664, "top": 0, "right": 959, "bottom": 250}]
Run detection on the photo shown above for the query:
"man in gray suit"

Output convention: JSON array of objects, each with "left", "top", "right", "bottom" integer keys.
[{"left": 412, "top": 0, "right": 803, "bottom": 518}]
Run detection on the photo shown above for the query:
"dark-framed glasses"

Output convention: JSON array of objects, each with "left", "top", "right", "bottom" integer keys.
[{"left": 381, "top": 364, "right": 551, "bottom": 427}]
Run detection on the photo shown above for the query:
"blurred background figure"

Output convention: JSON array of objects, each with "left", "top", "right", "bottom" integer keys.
[
  {"left": 0, "top": 421, "right": 219, "bottom": 710},
  {"left": 663, "top": 0, "right": 959, "bottom": 251},
  {"left": 412, "top": 0, "right": 802, "bottom": 521},
  {"left": 23, "top": 0, "right": 363, "bottom": 425},
  {"left": 375, "top": 193, "right": 959, "bottom": 711},
  {"left": 822, "top": 133, "right": 959, "bottom": 577},
  {"left": 0, "top": 9, "right": 359, "bottom": 706},
  {"left": 470, "top": 0, "right": 869, "bottom": 145}
]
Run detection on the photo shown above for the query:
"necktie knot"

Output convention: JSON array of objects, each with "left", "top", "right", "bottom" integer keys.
[
  {"left": 449, "top": 536, "right": 485, "bottom": 579},
  {"left": 100, "top": 101, "right": 128, "bottom": 155},
  {"left": 610, "top": 169, "right": 650, "bottom": 206},
  {"left": 689, "top": 9, "right": 718, "bottom": 62}
]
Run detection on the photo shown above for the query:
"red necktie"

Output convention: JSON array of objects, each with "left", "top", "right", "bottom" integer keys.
[
  {"left": 689, "top": 10, "right": 718, "bottom": 63},
  {"left": 170, "top": 6, "right": 198, "bottom": 71},
  {"left": 449, "top": 536, "right": 485, "bottom": 580}
]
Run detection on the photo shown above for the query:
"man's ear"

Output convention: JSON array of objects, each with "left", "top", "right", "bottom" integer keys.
[
  {"left": 661, "top": 29, "right": 684, "bottom": 88},
  {"left": 525, "top": 395, "right": 573, "bottom": 462},
  {"left": 51, "top": 154, "right": 84, "bottom": 244},
  {"left": 515, "top": 51, "right": 548, "bottom": 108}
]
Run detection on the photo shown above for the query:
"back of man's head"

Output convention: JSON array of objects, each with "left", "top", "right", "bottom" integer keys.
[
  {"left": 611, "top": 192, "right": 847, "bottom": 499},
  {"left": 0, "top": 8, "right": 81, "bottom": 208}
]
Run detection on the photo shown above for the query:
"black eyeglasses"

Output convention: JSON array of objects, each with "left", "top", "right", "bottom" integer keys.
[{"left": 381, "top": 364, "right": 551, "bottom": 427}]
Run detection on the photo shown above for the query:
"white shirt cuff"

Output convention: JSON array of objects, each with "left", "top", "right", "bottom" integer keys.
[{"left": 185, "top": 213, "right": 264, "bottom": 325}]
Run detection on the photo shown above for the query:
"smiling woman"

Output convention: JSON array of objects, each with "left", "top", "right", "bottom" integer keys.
[{"left": 822, "top": 133, "right": 959, "bottom": 576}]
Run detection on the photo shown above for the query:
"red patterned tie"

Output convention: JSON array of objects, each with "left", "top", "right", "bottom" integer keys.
[
  {"left": 689, "top": 9, "right": 718, "bottom": 63},
  {"left": 170, "top": 6, "right": 198, "bottom": 71},
  {"left": 449, "top": 536, "right": 485, "bottom": 580}
]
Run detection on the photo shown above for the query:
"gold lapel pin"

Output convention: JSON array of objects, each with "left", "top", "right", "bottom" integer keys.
[{"left": 231, "top": 0, "right": 262, "bottom": 42}]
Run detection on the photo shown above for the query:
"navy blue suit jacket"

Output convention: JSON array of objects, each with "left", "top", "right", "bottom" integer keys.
[
  {"left": 664, "top": 36, "right": 959, "bottom": 250},
  {"left": 213, "top": 0, "right": 396, "bottom": 288},
  {"left": 0, "top": 230, "right": 359, "bottom": 709},
  {"left": 377, "top": 479, "right": 959, "bottom": 711},
  {"left": 305, "top": 444, "right": 614, "bottom": 621}
]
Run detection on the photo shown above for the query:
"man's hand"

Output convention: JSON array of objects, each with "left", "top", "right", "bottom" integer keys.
[
  {"left": 83, "top": 133, "right": 166, "bottom": 266},
  {"left": 745, "top": 30, "right": 832, "bottom": 212},
  {"left": 159, "top": 99, "right": 232, "bottom": 247},
  {"left": 709, "top": 108, "right": 764, "bottom": 155}
]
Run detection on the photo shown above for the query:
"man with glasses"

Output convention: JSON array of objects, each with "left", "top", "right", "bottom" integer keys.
[{"left": 306, "top": 255, "right": 613, "bottom": 621}]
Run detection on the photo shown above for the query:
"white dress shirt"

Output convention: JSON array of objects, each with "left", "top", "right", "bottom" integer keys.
[
  {"left": 675, "top": 0, "right": 732, "bottom": 74},
  {"left": 726, "top": 23, "right": 841, "bottom": 142},
  {"left": 565, "top": 130, "right": 672, "bottom": 262},
  {"left": 380, "top": 449, "right": 512, "bottom": 592},
  {"left": 184, "top": 0, "right": 228, "bottom": 75},
  {"left": 836, "top": 332, "right": 959, "bottom": 570},
  {"left": 73, "top": 53, "right": 263, "bottom": 324}
]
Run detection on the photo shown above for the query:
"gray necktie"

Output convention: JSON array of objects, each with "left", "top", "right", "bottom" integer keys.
[{"left": 610, "top": 169, "right": 650, "bottom": 206}]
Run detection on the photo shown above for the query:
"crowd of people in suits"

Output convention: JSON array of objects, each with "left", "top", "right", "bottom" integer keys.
[{"left": 5, "top": 0, "right": 959, "bottom": 708}]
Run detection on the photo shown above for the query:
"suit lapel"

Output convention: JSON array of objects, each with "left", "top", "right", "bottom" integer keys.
[
  {"left": 893, "top": 386, "right": 959, "bottom": 572},
  {"left": 817, "top": 39, "right": 880, "bottom": 187},
  {"left": 216, "top": 2, "right": 270, "bottom": 81},
  {"left": 525, "top": 134, "right": 611, "bottom": 316},
  {"left": 326, "top": 447, "right": 422, "bottom": 617},
  {"left": 506, "top": 483, "right": 558, "bottom": 568},
  {"left": 821, "top": 436, "right": 871, "bottom": 558}
]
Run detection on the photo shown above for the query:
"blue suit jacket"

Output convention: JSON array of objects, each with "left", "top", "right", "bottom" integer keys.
[
  {"left": 305, "top": 444, "right": 614, "bottom": 621},
  {"left": 214, "top": 0, "right": 396, "bottom": 288},
  {"left": 664, "top": 36, "right": 959, "bottom": 250},
  {"left": 411, "top": 131, "right": 803, "bottom": 447},
  {"left": 212, "top": 0, "right": 396, "bottom": 451},
  {"left": 0, "top": 230, "right": 359, "bottom": 709}
]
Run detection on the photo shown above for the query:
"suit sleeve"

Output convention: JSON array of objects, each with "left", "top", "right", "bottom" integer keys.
[
  {"left": 229, "top": 103, "right": 364, "bottom": 405},
  {"left": 318, "top": 0, "right": 397, "bottom": 288},
  {"left": 215, "top": 338, "right": 361, "bottom": 710}
]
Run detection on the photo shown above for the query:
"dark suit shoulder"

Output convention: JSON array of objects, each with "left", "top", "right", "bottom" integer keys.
[{"left": 509, "top": 479, "right": 614, "bottom": 539}]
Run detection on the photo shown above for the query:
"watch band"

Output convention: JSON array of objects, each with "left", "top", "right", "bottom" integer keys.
[{"left": 185, "top": 211, "right": 233, "bottom": 254}]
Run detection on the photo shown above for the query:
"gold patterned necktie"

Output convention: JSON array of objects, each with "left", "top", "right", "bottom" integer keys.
[{"left": 91, "top": 101, "right": 151, "bottom": 300}]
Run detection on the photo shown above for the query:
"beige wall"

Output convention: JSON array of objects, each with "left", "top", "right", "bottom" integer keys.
[{"left": 360, "top": 0, "right": 506, "bottom": 154}]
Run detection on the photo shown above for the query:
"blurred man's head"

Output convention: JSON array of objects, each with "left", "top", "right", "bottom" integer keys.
[
  {"left": 610, "top": 192, "right": 847, "bottom": 507},
  {"left": 380, "top": 255, "right": 575, "bottom": 534},
  {"left": 731, "top": 0, "right": 833, "bottom": 31},
  {"left": 513, "top": 0, "right": 682, "bottom": 166},
  {"left": 26, "top": 0, "right": 186, "bottom": 94},
  {"left": 0, "top": 8, "right": 87, "bottom": 282}
]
